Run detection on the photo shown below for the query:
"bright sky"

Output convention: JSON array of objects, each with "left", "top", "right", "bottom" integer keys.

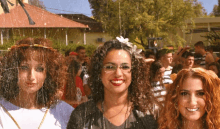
[{"left": 41, "top": 0, "right": 218, "bottom": 16}]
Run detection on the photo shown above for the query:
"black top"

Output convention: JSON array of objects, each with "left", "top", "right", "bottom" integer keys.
[{"left": 67, "top": 101, "right": 158, "bottom": 129}]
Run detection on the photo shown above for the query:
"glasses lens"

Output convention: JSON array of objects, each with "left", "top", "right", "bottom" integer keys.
[
  {"left": 103, "top": 64, "right": 117, "bottom": 71},
  {"left": 103, "top": 64, "right": 131, "bottom": 73}
]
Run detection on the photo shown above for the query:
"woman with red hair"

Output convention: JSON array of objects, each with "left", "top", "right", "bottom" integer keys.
[{"left": 159, "top": 68, "right": 220, "bottom": 129}]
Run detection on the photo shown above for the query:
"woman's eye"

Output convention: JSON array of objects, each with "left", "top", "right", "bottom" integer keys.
[
  {"left": 104, "top": 65, "right": 115, "bottom": 70},
  {"left": 180, "top": 92, "right": 188, "bottom": 96},
  {"left": 20, "top": 65, "right": 29, "bottom": 70},
  {"left": 121, "top": 65, "right": 130, "bottom": 70},
  {"left": 36, "top": 66, "right": 45, "bottom": 72},
  {"left": 197, "top": 92, "right": 205, "bottom": 96}
]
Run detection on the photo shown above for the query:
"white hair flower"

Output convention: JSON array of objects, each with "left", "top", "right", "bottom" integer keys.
[{"left": 116, "top": 36, "right": 142, "bottom": 58}]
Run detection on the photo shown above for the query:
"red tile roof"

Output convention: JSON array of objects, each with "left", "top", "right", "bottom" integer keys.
[{"left": 0, "top": 4, "right": 89, "bottom": 28}]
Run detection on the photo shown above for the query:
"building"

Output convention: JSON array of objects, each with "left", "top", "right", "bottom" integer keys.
[
  {"left": 0, "top": 0, "right": 89, "bottom": 45},
  {"left": 58, "top": 14, "right": 112, "bottom": 45}
]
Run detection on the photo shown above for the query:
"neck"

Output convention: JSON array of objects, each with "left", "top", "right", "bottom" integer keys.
[
  {"left": 104, "top": 90, "right": 129, "bottom": 108},
  {"left": 164, "top": 64, "right": 170, "bottom": 69},
  {"left": 182, "top": 119, "right": 203, "bottom": 129},
  {"left": 11, "top": 91, "right": 39, "bottom": 109},
  {"left": 201, "top": 50, "right": 206, "bottom": 55}
]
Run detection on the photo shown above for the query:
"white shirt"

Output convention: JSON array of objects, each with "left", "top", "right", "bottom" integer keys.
[{"left": 0, "top": 98, "right": 74, "bottom": 129}]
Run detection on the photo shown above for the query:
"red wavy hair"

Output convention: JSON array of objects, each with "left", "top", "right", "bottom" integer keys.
[{"left": 158, "top": 68, "right": 220, "bottom": 129}]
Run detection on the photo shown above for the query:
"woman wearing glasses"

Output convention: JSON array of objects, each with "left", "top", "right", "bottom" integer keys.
[
  {"left": 67, "top": 37, "right": 157, "bottom": 129},
  {"left": 0, "top": 38, "right": 74, "bottom": 129},
  {"left": 158, "top": 68, "right": 220, "bottom": 129}
]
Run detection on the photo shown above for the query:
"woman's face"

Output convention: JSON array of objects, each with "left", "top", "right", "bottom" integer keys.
[
  {"left": 178, "top": 77, "right": 206, "bottom": 122},
  {"left": 154, "top": 67, "right": 165, "bottom": 82},
  {"left": 101, "top": 49, "right": 132, "bottom": 95},
  {"left": 18, "top": 58, "right": 46, "bottom": 95}
]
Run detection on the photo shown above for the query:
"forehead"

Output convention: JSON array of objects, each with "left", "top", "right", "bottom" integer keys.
[
  {"left": 165, "top": 53, "right": 172, "bottom": 57},
  {"left": 21, "top": 49, "right": 46, "bottom": 63},
  {"left": 103, "top": 49, "right": 131, "bottom": 64},
  {"left": 78, "top": 49, "right": 86, "bottom": 53},
  {"left": 187, "top": 56, "right": 194, "bottom": 59},
  {"left": 181, "top": 77, "right": 203, "bottom": 91}
]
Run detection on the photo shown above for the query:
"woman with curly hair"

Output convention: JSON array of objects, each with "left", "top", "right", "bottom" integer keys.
[
  {"left": 158, "top": 68, "right": 220, "bottom": 129},
  {"left": 67, "top": 37, "right": 157, "bottom": 129},
  {"left": 0, "top": 38, "right": 74, "bottom": 129}
]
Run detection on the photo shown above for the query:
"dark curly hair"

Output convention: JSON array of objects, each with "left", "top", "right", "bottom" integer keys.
[
  {"left": 0, "top": 37, "right": 66, "bottom": 107},
  {"left": 158, "top": 68, "right": 220, "bottom": 129},
  {"left": 88, "top": 40, "right": 154, "bottom": 112}
]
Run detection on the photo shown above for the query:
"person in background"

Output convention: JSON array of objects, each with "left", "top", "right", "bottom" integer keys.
[
  {"left": 156, "top": 49, "right": 173, "bottom": 84},
  {"left": 0, "top": 38, "right": 74, "bottom": 129},
  {"left": 208, "top": 62, "right": 220, "bottom": 77},
  {"left": 206, "top": 46, "right": 219, "bottom": 62},
  {"left": 67, "top": 38, "right": 157, "bottom": 129},
  {"left": 194, "top": 41, "right": 214, "bottom": 69},
  {"left": 183, "top": 52, "right": 194, "bottom": 69},
  {"left": 75, "top": 46, "right": 88, "bottom": 81},
  {"left": 159, "top": 68, "right": 220, "bottom": 129},
  {"left": 63, "top": 59, "right": 88, "bottom": 108},
  {"left": 149, "top": 61, "right": 166, "bottom": 118},
  {"left": 193, "top": 53, "right": 203, "bottom": 68}
]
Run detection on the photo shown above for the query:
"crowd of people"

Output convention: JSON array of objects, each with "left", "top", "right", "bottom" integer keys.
[{"left": 0, "top": 37, "right": 220, "bottom": 129}]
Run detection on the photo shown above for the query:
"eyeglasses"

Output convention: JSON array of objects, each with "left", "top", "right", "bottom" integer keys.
[{"left": 103, "top": 63, "right": 131, "bottom": 73}]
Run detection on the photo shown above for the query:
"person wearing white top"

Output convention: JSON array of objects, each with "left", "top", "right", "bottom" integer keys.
[{"left": 0, "top": 38, "right": 74, "bottom": 129}]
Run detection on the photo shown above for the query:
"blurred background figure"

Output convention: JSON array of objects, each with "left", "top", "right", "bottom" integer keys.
[
  {"left": 183, "top": 52, "right": 194, "bottom": 69},
  {"left": 194, "top": 41, "right": 214, "bottom": 69},
  {"left": 149, "top": 61, "right": 166, "bottom": 118},
  {"left": 208, "top": 62, "right": 220, "bottom": 77},
  {"left": 156, "top": 49, "right": 173, "bottom": 84},
  {"left": 62, "top": 59, "right": 88, "bottom": 108}
]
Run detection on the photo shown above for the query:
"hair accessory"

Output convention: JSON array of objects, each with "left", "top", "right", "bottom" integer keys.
[
  {"left": 116, "top": 36, "right": 142, "bottom": 58},
  {"left": 8, "top": 44, "right": 56, "bottom": 52}
]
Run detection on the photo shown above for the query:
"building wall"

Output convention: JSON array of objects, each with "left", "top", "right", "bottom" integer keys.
[{"left": 85, "top": 32, "right": 112, "bottom": 45}]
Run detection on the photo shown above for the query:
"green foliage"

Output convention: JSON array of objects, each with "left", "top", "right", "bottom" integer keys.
[
  {"left": 201, "top": 30, "right": 220, "bottom": 45},
  {"left": 0, "top": 37, "right": 98, "bottom": 57},
  {"left": 51, "top": 39, "right": 98, "bottom": 57},
  {"left": 89, "top": 0, "right": 205, "bottom": 49}
]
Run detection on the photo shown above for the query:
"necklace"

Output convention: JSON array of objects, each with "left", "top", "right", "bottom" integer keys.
[
  {"left": 101, "top": 101, "right": 129, "bottom": 129},
  {"left": 0, "top": 103, "right": 49, "bottom": 129}
]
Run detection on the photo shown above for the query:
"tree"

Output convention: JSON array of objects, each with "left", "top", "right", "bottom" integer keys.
[
  {"left": 211, "top": 0, "right": 220, "bottom": 17},
  {"left": 29, "top": 0, "right": 45, "bottom": 9},
  {"left": 89, "top": 0, "right": 205, "bottom": 49}
]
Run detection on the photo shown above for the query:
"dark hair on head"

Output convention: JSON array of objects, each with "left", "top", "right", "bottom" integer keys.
[
  {"left": 185, "top": 51, "right": 194, "bottom": 58},
  {"left": 194, "top": 41, "right": 205, "bottom": 49},
  {"left": 65, "top": 59, "right": 80, "bottom": 101},
  {"left": 159, "top": 68, "right": 220, "bottom": 129},
  {"left": 149, "top": 61, "right": 164, "bottom": 82},
  {"left": 75, "top": 46, "right": 85, "bottom": 53},
  {"left": 89, "top": 40, "right": 154, "bottom": 112},
  {"left": 145, "top": 50, "right": 155, "bottom": 58},
  {"left": 156, "top": 49, "right": 172, "bottom": 60},
  {"left": 0, "top": 37, "right": 66, "bottom": 107}
]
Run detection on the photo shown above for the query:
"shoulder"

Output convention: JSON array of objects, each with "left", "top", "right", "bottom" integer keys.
[
  {"left": 71, "top": 100, "right": 97, "bottom": 116},
  {"left": 67, "top": 100, "right": 98, "bottom": 129},
  {"left": 50, "top": 100, "right": 74, "bottom": 121}
]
